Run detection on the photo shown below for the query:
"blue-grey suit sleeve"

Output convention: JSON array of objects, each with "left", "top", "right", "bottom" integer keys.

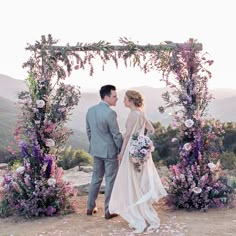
[
  {"left": 86, "top": 111, "right": 91, "bottom": 141},
  {"left": 107, "top": 110, "right": 123, "bottom": 150}
]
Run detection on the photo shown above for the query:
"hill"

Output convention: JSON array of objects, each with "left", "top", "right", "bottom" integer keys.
[
  {"left": 0, "top": 74, "right": 236, "bottom": 157},
  {"left": 0, "top": 96, "right": 19, "bottom": 150},
  {"left": 1, "top": 74, "right": 235, "bottom": 131},
  {"left": 0, "top": 96, "right": 88, "bottom": 162},
  {"left": 0, "top": 74, "right": 27, "bottom": 101},
  {"left": 208, "top": 96, "right": 236, "bottom": 122}
]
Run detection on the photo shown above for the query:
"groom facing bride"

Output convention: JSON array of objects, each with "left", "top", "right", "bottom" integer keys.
[
  {"left": 86, "top": 84, "right": 167, "bottom": 233},
  {"left": 86, "top": 84, "right": 123, "bottom": 220}
]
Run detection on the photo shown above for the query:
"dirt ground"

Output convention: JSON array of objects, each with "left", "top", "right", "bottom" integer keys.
[{"left": 0, "top": 194, "right": 236, "bottom": 236}]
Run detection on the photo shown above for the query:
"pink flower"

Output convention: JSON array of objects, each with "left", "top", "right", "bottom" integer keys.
[
  {"left": 24, "top": 176, "right": 31, "bottom": 187},
  {"left": 55, "top": 167, "right": 64, "bottom": 182},
  {"left": 45, "top": 139, "right": 55, "bottom": 147}
]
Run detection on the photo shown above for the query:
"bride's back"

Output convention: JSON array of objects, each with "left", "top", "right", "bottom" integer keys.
[{"left": 130, "top": 110, "right": 146, "bottom": 133}]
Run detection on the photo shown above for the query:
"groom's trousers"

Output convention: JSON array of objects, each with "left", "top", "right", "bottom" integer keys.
[{"left": 87, "top": 156, "right": 119, "bottom": 215}]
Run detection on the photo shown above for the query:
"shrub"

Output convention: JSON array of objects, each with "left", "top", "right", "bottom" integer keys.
[
  {"left": 57, "top": 146, "right": 93, "bottom": 170},
  {"left": 220, "top": 152, "right": 236, "bottom": 170}
]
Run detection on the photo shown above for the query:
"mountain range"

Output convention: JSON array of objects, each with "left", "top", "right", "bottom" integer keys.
[{"left": 0, "top": 74, "right": 236, "bottom": 152}]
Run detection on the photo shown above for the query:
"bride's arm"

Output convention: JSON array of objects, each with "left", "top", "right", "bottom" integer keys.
[
  {"left": 145, "top": 116, "right": 155, "bottom": 135},
  {"left": 118, "top": 112, "right": 137, "bottom": 160}
]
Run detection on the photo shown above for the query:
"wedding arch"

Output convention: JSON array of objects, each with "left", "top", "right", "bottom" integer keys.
[{"left": 0, "top": 34, "right": 232, "bottom": 218}]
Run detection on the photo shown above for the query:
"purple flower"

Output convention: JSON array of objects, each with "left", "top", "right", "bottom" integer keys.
[
  {"left": 46, "top": 206, "right": 57, "bottom": 216},
  {"left": 18, "top": 140, "right": 29, "bottom": 157}
]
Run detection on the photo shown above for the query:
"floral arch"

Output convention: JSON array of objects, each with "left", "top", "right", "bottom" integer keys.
[{"left": 0, "top": 34, "right": 232, "bottom": 218}]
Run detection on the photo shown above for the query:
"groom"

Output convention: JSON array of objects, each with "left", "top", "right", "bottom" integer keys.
[{"left": 86, "top": 84, "right": 123, "bottom": 219}]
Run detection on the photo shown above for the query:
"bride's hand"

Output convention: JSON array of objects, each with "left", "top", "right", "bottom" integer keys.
[
  {"left": 117, "top": 153, "right": 123, "bottom": 165},
  {"left": 117, "top": 153, "right": 122, "bottom": 161}
]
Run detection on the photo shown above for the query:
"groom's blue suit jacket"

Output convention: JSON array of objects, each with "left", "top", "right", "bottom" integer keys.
[{"left": 86, "top": 102, "right": 123, "bottom": 159}]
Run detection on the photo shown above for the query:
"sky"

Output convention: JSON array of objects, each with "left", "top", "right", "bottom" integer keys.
[{"left": 0, "top": 0, "right": 236, "bottom": 92}]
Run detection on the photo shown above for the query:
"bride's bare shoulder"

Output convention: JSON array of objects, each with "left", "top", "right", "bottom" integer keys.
[
  {"left": 128, "top": 110, "right": 142, "bottom": 117},
  {"left": 128, "top": 110, "right": 145, "bottom": 121}
]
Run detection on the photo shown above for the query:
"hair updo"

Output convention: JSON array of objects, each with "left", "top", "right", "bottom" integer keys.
[{"left": 125, "top": 90, "right": 144, "bottom": 108}]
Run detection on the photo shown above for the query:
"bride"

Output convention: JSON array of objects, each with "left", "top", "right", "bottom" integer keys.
[{"left": 109, "top": 90, "right": 167, "bottom": 234}]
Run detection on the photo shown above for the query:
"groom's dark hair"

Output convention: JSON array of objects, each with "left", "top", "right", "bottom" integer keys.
[{"left": 100, "top": 85, "right": 116, "bottom": 99}]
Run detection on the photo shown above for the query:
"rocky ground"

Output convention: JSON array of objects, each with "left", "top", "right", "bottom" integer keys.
[
  {"left": 0, "top": 194, "right": 235, "bottom": 236},
  {"left": 0, "top": 165, "right": 236, "bottom": 236}
]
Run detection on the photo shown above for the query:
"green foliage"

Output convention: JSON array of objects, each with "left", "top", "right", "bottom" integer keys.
[
  {"left": 56, "top": 146, "right": 93, "bottom": 170},
  {"left": 0, "top": 199, "right": 12, "bottom": 218},
  {"left": 219, "top": 152, "right": 236, "bottom": 170},
  {"left": 222, "top": 122, "right": 236, "bottom": 154},
  {"left": 0, "top": 97, "right": 19, "bottom": 158},
  {"left": 152, "top": 121, "right": 236, "bottom": 170},
  {"left": 8, "top": 158, "right": 23, "bottom": 170},
  {"left": 151, "top": 122, "right": 180, "bottom": 166}
]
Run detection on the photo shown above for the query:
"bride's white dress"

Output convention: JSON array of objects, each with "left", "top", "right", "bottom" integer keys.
[{"left": 109, "top": 111, "right": 167, "bottom": 233}]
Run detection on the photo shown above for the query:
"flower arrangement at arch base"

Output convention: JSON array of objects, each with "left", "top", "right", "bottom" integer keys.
[
  {"left": 0, "top": 141, "right": 78, "bottom": 218},
  {"left": 157, "top": 39, "right": 234, "bottom": 210},
  {"left": 159, "top": 102, "right": 234, "bottom": 210},
  {"left": 0, "top": 35, "right": 82, "bottom": 218}
]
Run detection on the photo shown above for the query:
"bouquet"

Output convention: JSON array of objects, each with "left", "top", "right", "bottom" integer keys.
[{"left": 129, "top": 133, "right": 154, "bottom": 172}]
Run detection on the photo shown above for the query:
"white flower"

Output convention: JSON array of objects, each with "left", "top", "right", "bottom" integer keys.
[
  {"left": 171, "top": 138, "right": 178, "bottom": 143},
  {"left": 45, "top": 139, "right": 55, "bottom": 147},
  {"left": 185, "top": 119, "right": 194, "bottom": 128},
  {"left": 47, "top": 178, "right": 56, "bottom": 186},
  {"left": 35, "top": 120, "right": 40, "bottom": 125},
  {"left": 150, "top": 145, "right": 155, "bottom": 152},
  {"left": 129, "top": 146, "right": 136, "bottom": 155},
  {"left": 208, "top": 162, "right": 216, "bottom": 170},
  {"left": 137, "top": 135, "right": 145, "bottom": 142},
  {"left": 36, "top": 99, "right": 45, "bottom": 108},
  {"left": 16, "top": 166, "right": 25, "bottom": 174},
  {"left": 192, "top": 187, "right": 202, "bottom": 194},
  {"left": 180, "top": 174, "right": 185, "bottom": 180},
  {"left": 183, "top": 143, "right": 192, "bottom": 151}
]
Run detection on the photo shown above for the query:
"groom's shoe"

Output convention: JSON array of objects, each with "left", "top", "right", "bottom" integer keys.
[
  {"left": 87, "top": 207, "right": 98, "bottom": 215},
  {"left": 105, "top": 212, "right": 118, "bottom": 220}
]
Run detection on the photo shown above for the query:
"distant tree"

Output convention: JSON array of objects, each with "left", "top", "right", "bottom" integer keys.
[
  {"left": 222, "top": 122, "right": 236, "bottom": 153},
  {"left": 152, "top": 123, "right": 180, "bottom": 166}
]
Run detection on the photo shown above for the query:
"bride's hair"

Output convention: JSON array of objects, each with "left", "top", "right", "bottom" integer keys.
[{"left": 126, "top": 90, "right": 144, "bottom": 108}]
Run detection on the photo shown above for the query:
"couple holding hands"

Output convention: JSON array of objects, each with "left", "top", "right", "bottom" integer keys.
[{"left": 86, "top": 84, "right": 167, "bottom": 234}]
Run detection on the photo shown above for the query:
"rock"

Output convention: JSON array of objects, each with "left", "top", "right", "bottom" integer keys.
[
  {"left": 224, "top": 169, "right": 236, "bottom": 177},
  {"left": 156, "top": 165, "right": 170, "bottom": 177},
  {"left": 79, "top": 165, "right": 93, "bottom": 173},
  {"left": 63, "top": 167, "right": 105, "bottom": 195},
  {"left": 75, "top": 183, "right": 105, "bottom": 196},
  {"left": 65, "top": 166, "right": 80, "bottom": 172},
  {"left": 0, "top": 163, "right": 8, "bottom": 170}
]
